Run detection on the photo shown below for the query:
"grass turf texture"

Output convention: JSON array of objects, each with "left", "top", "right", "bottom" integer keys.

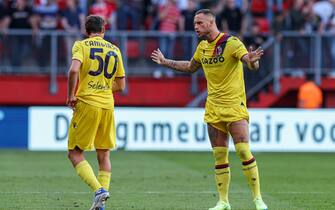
[{"left": 0, "top": 151, "right": 334, "bottom": 210}]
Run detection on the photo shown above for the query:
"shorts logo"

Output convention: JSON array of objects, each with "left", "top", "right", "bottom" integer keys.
[{"left": 73, "top": 122, "right": 77, "bottom": 128}]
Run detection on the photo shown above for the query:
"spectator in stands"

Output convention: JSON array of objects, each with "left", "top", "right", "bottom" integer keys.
[
  {"left": 244, "top": 21, "right": 267, "bottom": 93},
  {"left": 297, "top": 74, "right": 323, "bottom": 109},
  {"left": 89, "top": 0, "right": 116, "bottom": 31},
  {"left": 155, "top": 0, "right": 182, "bottom": 78},
  {"left": 314, "top": 0, "right": 335, "bottom": 32},
  {"left": 271, "top": 10, "right": 287, "bottom": 39},
  {"left": 3, "top": 0, "right": 38, "bottom": 67},
  {"left": 142, "top": 0, "right": 156, "bottom": 30},
  {"left": 244, "top": 21, "right": 266, "bottom": 50},
  {"left": 250, "top": 0, "right": 267, "bottom": 18},
  {"left": 219, "top": 0, "right": 246, "bottom": 38},
  {"left": 208, "top": 0, "right": 224, "bottom": 21},
  {"left": 34, "top": 0, "right": 58, "bottom": 30},
  {"left": 235, "top": 0, "right": 249, "bottom": 14},
  {"left": 181, "top": 0, "right": 198, "bottom": 60},
  {"left": 60, "top": 0, "right": 85, "bottom": 34},
  {"left": 288, "top": 0, "right": 306, "bottom": 32},
  {"left": 34, "top": 0, "right": 58, "bottom": 70},
  {"left": 287, "top": 0, "right": 309, "bottom": 70},
  {"left": 198, "top": 0, "right": 212, "bottom": 9},
  {"left": 303, "top": 1, "right": 322, "bottom": 33},
  {"left": 0, "top": 1, "right": 6, "bottom": 31},
  {"left": 60, "top": 0, "right": 85, "bottom": 66},
  {"left": 0, "top": 1, "right": 8, "bottom": 67},
  {"left": 313, "top": 0, "right": 335, "bottom": 73},
  {"left": 250, "top": 0, "right": 269, "bottom": 36},
  {"left": 116, "top": 0, "right": 142, "bottom": 30}
]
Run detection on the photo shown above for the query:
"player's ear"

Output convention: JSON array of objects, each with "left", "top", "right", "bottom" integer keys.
[{"left": 208, "top": 17, "right": 215, "bottom": 27}]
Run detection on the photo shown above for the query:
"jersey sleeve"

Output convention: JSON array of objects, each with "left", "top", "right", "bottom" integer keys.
[
  {"left": 192, "top": 42, "right": 202, "bottom": 63},
  {"left": 230, "top": 37, "right": 248, "bottom": 61},
  {"left": 72, "top": 41, "right": 83, "bottom": 63},
  {"left": 115, "top": 49, "right": 126, "bottom": 78}
]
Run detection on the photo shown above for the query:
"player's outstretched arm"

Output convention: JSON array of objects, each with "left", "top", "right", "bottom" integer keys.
[
  {"left": 242, "top": 46, "right": 264, "bottom": 70},
  {"left": 151, "top": 48, "right": 201, "bottom": 73}
]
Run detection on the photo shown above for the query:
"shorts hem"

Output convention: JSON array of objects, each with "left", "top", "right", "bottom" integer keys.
[
  {"left": 68, "top": 144, "right": 94, "bottom": 151},
  {"left": 208, "top": 122, "right": 228, "bottom": 133},
  {"left": 94, "top": 146, "right": 116, "bottom": 150}
]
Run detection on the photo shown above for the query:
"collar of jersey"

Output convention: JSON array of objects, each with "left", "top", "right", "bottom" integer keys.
[
  {"left": 207, "top": 33, "right": 223, "bottom": 44},
  {"left": 90, "top": 36, "right": 103, "bottom": 40}
]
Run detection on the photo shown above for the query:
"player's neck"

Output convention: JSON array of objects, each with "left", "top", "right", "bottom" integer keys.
[
  {"left": 89, "top": 33, "right": 103, "bottom": 38},
  {"left": 207, "top": 30, "right": 221, "bottom": 43}
]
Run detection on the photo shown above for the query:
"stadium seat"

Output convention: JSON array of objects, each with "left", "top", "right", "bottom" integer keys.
[
  {"left": 144, "top": 39, "right": 159, "bottom": 59},
  {"left": 127, "top": 40, "right": 141, "bottom": 59},
  {"left": 254, "top": 18, "right": 270, "bottom": 33}
]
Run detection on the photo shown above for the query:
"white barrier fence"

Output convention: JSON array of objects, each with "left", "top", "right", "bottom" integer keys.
[{"left": 28, "top": 107, "right": 335, "bottom": 152}]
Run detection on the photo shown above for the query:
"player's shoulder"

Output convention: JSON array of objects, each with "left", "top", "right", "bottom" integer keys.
[
  {"left": 227, "top": 36, "right": 245, "bottom": 48},
  {"left": 197, "top": 40, "right": 207, "bottom": 48},
  {"left": 110, "top": 42, "right": 121, "bottom": 52},
  {"left": 101, "top": 39, "right": 121, "bottom": 52},
  {"left": 227, "top": 35, "right": 242, "bottom": 44},
  {"left": 73, "top": 39, "right": 86, "bottom": 49}
]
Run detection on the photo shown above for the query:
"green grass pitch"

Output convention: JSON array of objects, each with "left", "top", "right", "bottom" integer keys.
[{"left": 0, "top": 151, "right": 334, "bottom": 210}]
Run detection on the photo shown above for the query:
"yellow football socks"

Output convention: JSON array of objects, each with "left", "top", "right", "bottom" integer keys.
[
  {"left": 98, "top": 170, "right": 111, "bottom": 191},
  {"left": 213, "top": 147, "right": 230, "bottom": 203},
  {"left": 75, "top": 160, "right": 102, "bottom": 192},
  {"left": 235, "top": 142, "right": 261, "bottom": 200}
]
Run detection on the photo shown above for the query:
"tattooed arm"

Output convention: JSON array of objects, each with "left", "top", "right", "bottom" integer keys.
[{"left": 151, "top": 48, "right": 201, "bottom": 73}]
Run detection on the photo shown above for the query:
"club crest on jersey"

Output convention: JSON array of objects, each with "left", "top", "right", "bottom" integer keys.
[{"left": 215, "top": 46, "right": 223, "bottom": 56}]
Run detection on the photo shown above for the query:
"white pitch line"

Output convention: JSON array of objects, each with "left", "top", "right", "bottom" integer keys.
[{"left": 0, "top": 191, "right": 326, "bottom": 195}]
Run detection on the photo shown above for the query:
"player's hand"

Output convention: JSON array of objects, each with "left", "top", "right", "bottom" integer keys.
[
  {"left": 66, "top": 96, "right": 77, "bottom": 110},
  {"left": 151, "top": 48, "right": 165, "bottom": 65},
  {"left": 248, "top": 46, "right": 264, "bottom": 63}
]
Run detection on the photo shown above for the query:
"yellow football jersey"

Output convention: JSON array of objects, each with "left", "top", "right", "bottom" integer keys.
[
  {"left": 72, "top": 36, "right": 125, "bottom": 109},
  {"left": 193, "top": 33, "right": 248, "bottom": 107}
]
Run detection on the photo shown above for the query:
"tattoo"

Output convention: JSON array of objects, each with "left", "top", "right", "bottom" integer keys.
[
  {"left": 229, "top": 120, "right": 249, "bottom": 143},
  {"left": 164, "top": 58, "right": 200, "bottom": 73}
]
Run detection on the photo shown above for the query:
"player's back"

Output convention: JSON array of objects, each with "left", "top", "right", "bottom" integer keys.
[{"left": 72, "top": 36, "right": 125, "bottom": 109}]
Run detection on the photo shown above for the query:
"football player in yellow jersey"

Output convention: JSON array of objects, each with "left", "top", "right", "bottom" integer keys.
[
  {"left": 66, "top": 15, "right": 125, "bottom": 210},
  {"left": 151, "top": 9, "right": 267, "bottom": 210}
]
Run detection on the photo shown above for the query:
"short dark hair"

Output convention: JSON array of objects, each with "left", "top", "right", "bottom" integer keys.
[
  {"left": 85, "top": 15, "right": 105, "bottom": 35},
  {"left": 195, "top": 9, "right": 216, "bottom": 18}
]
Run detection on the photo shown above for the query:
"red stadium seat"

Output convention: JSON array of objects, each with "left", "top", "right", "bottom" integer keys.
[
  {"left": 127, "top": 40, "right": 140, "bottom": 59},
  {"left": 255, "top": 18, "right": 270, "bottom": 33},
  {"left": 144, "top": 39, "right": 159, "bottom": 59}
]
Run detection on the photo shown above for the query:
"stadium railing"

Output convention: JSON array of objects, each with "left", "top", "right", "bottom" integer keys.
[{"left": 0, "top": 30, "right": 333, "bottom": 100}]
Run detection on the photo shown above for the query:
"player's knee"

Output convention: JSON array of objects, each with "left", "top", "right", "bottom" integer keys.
[
  {"left": 68, "top": 150, "right": 81, "bottom": 162},
  {"left": 235, "top": 143, "right": 253, "bottom": 161},
  {"left": 213, "top": 147, "right": 229, "bottom": 165},
  {"left": 67, "top": 150, "right": 76, "bottom": 162}
]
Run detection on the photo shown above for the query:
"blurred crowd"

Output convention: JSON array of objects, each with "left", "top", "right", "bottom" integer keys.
[
  {"left": 1, "top": 0, "right": 335, "bottom": 71},
  {"left": 1, "top": 0, "right": 335, "bottom": 38}
]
